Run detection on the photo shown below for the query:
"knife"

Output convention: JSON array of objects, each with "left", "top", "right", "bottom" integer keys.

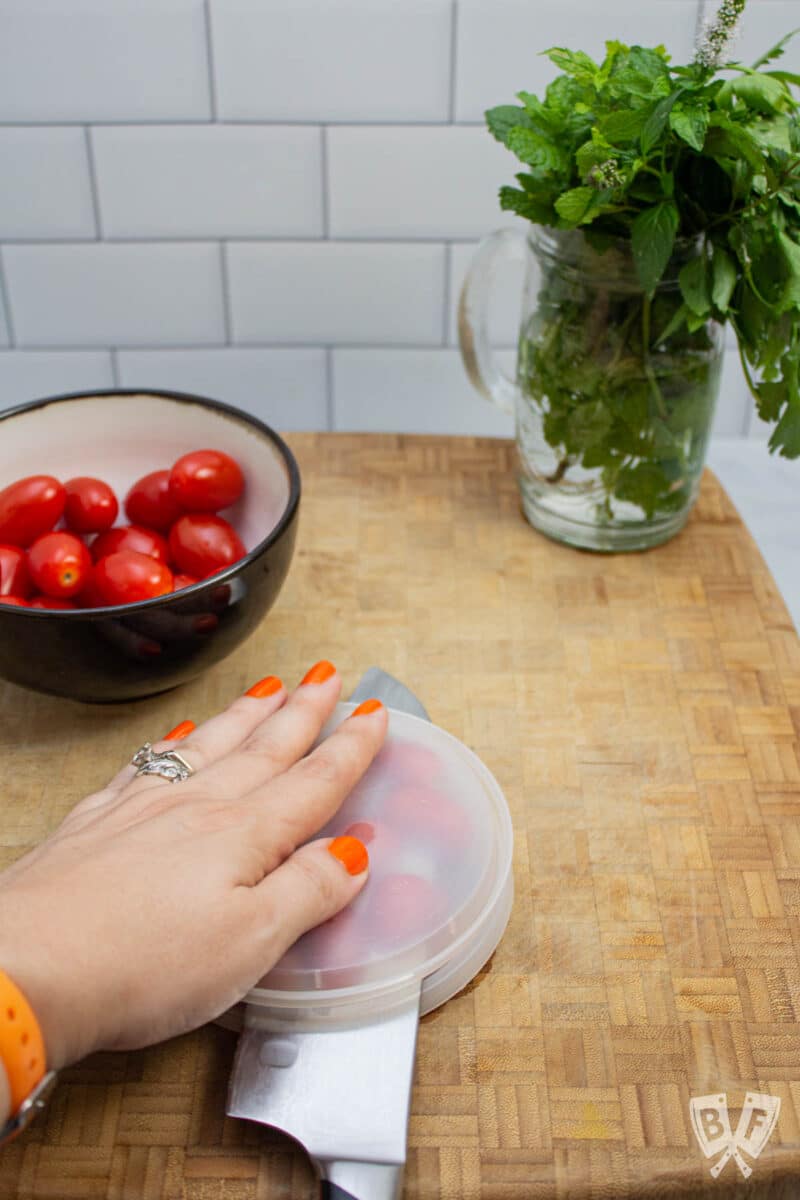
[{"left": 228, "top": 667, "right": 431, "bottom": 1200}]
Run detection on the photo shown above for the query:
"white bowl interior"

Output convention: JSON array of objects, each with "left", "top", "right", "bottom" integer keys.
[{"left": 0, "top": 392, "right": 292, "bottom": 553}]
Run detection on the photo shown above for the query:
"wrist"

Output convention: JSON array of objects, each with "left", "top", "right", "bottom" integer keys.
[
  {"left": 0, "top": 1055, "right": 10, "bottom": 1128},
  {"left": 0, "top": 949, "right": 69, "bottom": 1073}
]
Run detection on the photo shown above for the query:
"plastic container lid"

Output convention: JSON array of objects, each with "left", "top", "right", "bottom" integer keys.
[{"left": 245, "top": 704, "right": 514, "bottom": 1028}]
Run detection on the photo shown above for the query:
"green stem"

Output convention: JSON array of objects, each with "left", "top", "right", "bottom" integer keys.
[{"left": 642, "top": 294, "right": 667, "bottom": 419}]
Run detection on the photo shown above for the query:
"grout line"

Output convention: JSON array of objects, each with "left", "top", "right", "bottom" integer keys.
[
  {"left": 320, "top": 126, "right": 330, "bottom": 239},
  {"left": 0, "top": 341, "right": 466, "bottom": 353},
  {"left": 325, "top": 346, "right": 334, "bottom": 430},
  {"left": 110, "top": 348, "right": 120, "bottom": 387},
  {"left": 0, "top": 235, "right": 464, "bottom": 247},
  {"left": 0, "top": 249, "right": 16, "bottom": 347},
  {"left": 203, "top": 0, "right": 219, "bottom": 122},
  {"left": 219, "top": 242, "right": 233, "bottom": 343},
  {"left": 441, "top": 243, "right": 452, "bottom": 346},
  {"left": 0, "top": 117, "right": 477, "bottom": 129},
  {"left": 448, "top": 0, "right": 459, "bottom": 124},
  {"left": 84, "top": 126, "right": 104, "bottom": 239}
]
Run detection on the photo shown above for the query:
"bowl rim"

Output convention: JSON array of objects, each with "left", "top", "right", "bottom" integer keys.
[{"left": 0, "top": 387, "right": 301, "bottom": 618}]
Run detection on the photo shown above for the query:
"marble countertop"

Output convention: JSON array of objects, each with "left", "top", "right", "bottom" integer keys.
[{"left": 708, "top": 439, "right": 799, "bottom": 633}]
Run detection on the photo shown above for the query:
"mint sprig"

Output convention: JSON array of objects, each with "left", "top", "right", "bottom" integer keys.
[{"left": 486, "top": 19, "right": 800, "bottom": 470}]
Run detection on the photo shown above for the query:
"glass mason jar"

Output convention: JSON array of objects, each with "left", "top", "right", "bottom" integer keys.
[{"left": 459, "top": 227, "right": 725, "bottom": 552}]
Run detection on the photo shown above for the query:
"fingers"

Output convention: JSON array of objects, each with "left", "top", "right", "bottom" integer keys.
[
  {"left": 243, "top": 699, "right": 388, "bottom": 868},
  {"left": 194, "top": 661, "right": 343, "bottom": 800},
  {"left": 104, "top": 675, "right": 289, "bottom": 802},
  {"left": 248, "top": 834, "right": 369, "bottom": 965}
]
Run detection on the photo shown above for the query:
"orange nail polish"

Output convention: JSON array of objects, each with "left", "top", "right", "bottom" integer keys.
[
  {"left": 246, "top": 675, "right": 283, "bottom": 699},
  {"left": 349, "top": 698, "right": 383, "bottom": 717},
  {"left": 301, "top": 660, "right": 336, "bottom": 686},
  {"left": 164, "top": 720, "right": 195, "bottom": 742},
  {"left": 328, "top": 835, "right": 369, "bottom": 876}
]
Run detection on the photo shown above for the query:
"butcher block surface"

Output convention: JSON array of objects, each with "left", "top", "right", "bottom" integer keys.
[{"left": 2, "top": 433, "right": 800, "bottom": 1199}]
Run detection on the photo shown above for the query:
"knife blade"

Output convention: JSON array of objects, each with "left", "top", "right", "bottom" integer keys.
[
  {"left": 227, "top": 668, "right": 430, "bottom": 1200},
  {"left": 348, "top": 666, "right": 430, "bottom": 722}
]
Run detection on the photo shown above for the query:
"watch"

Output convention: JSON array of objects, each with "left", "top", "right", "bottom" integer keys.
[
  {"left": 0, "top": 969, "right": 56, "bottom": 1147},
  {"left": 0, "top": 1071, "right": 58, "bottom": 1145}
]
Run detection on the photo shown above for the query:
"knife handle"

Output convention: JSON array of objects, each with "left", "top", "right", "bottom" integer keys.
[{"left": 321, "top": 1184, "right": 359, "bottom": 1200}]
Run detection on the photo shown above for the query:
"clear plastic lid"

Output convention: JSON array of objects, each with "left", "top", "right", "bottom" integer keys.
[{"left": 246, "top": 705, "right": 513, "bottom": 1021}]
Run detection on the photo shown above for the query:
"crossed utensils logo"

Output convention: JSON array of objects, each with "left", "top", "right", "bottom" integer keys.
[{"left": 690, "top": 1092, "right": 781, "bottom": 1180}]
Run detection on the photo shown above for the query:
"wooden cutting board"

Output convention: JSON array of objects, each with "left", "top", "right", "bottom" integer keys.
[{"left": 1, "top": 433, "right": 799, "bottom": 1200}]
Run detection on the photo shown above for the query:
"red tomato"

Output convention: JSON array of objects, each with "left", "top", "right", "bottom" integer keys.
[
  {"left": 382, "top": 786, "right": 471, "bottom": 852},
  {"left": 0, "top": 595, "right": 28, "bottom": 607},
  {"left": 63, "top": 476, "right": 118, "bottom": 534},
  {"left": 368, "top": 874, "right": 448, "bottom": 942},
  {"left": 169, "top": 449, "right": 244, "bottom": 512},
  {"left": 172, "top": 572, "right": 199, "bottom": 592},
  {"left": 28, "top": 532, "right": 92, "bottom": 599},
  {"left": 0, "top": 544, "right": 31, "bottom": 598},
  {"left": 168, "top": 514, "right": 245, "bottom": 577},
  {"left": 0, "top": 475, "right": 65, "bottom": 547},
  {"left": 75, "top": 570, "right": 107, "bottom": 609},
  {"left": 94, "top": 551, "right": 173, "bottom": 605},
  {"left": 124, "top": 469, "right": 182, "bottom": 531},
  {"left": 29, "top": 595, "right": 76, "bottom": 610},
  {"left": 91, "top": 524, "right": 169, "bottom": 564}
]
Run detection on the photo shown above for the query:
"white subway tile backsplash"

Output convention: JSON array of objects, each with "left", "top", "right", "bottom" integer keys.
[
  {"left": 4, "top": 244, "right": 225, "bottom": 348},
  {"left": 0, "top": 283, "right": 9, "bottom": 348},
  {"left": 448, "top": 240, "right": 524, "bottom": 347},
  {"left": 0, "top": 129, "right": 96, "bottom": 240},
  {"left": 329, "top": 126, "right": 519, "bottom": 240},
  {"left": 713, "top": 346, "right": 752, "bottom": 438},
  {"left": 455, "top": 0, "right": 700, "bottom": 123},
  {"left": 333, "top": 348, "right": 515, "bottom": 436},
  {"left": 227, "top": 242, "right": 445, "bottom": 345},
  {"left": 0, "top": 351, "right": 114, "bottom": 412},
  {"left": 92, "top": 126, "right": 323, "bottom": 239},
  {"left": 116, "top": 348, "right": 327, "bottom": 430},
  {"left": 210, "top": 0, "right": 451, "bottom": 122},
  {"left": 725, "top": 2, "right": 800, "bottom": 73},
  {"left": 0, "top": 1, "right": 210, "bottom": 123}
]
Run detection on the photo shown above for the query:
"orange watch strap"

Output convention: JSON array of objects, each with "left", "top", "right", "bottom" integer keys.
[{"left": 0, "top": 970, "right": 46, "bottom": 1114}]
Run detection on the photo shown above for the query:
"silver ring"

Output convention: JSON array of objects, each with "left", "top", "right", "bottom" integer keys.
[{"left": 131, "top": 742, "right": 194, "bottom": 783}]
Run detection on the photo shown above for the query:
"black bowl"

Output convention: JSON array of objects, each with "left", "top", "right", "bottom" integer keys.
[{"left": 0, "top": 389, "right": 300, "bottom": 702}]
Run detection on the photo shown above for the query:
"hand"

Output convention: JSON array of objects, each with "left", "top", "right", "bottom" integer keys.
[{"left": 0, "top": 661, "right": 386, "bottom": 1072}]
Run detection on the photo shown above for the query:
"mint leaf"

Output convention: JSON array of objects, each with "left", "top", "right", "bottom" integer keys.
[
  {"left": 711, "top": 244, "right": 738, "bottom": 312},
  {"left": 669, "top": 102, "right": 709, "bottom": 151},
  {"left": 545, "top": 47, "right": 598, "bottom": 85},
  {"left": 485, "top": 105, "right": 533, "bottom": 146},
  {"left": 778, "top": 233, "right": 800, "bottom": 309},
  {"left": 600, "top": 109, "right": 648, "bottom": 143},
  {"left": 734, "top": 71, "right": 786, "bottom": 113},
  {"left": 615, "top": 462, "right": 674, "bottom": 518},
  {"left": 555, "top": 186, "right": 597, "bottom": 225},
  {"left": 769, "top": 399, "right": 800, "bottom": 457},
  {"left": 499, "top": 186, "right": 555, "bottom": 223},
  {"left": 751, "top": 26, "right": 800, "bottom": 69},
  {"left": 640, "top": 93, "right": 680, "bottom": 155},
  {"left": 507, "top": 127, "right": 567, "bottom": 172},
  {"left": 679, "top": 256, "right": 711, "bottom": 316},
  {"left": 566, "top": 400, "right": 613, "bottom": 449},
  {"left": 631, "top": 201, "right": 679, "bottom": 293}
]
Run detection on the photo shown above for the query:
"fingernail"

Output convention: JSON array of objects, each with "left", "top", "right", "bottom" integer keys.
[
  {"left": 349, "top": 698, "right": 383, "bottom": 718},
  {"left": 301, "top": 660, "right": 336, "bottom": 686},
  {"left": 164, "top": 720, "right": 195, "bottom": 742},
  {"left": 246, "top": 675, "right": 283, "bottom": 699},
  {"left": 328, "top": 835, "right": 369, "bottom": 876}
]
